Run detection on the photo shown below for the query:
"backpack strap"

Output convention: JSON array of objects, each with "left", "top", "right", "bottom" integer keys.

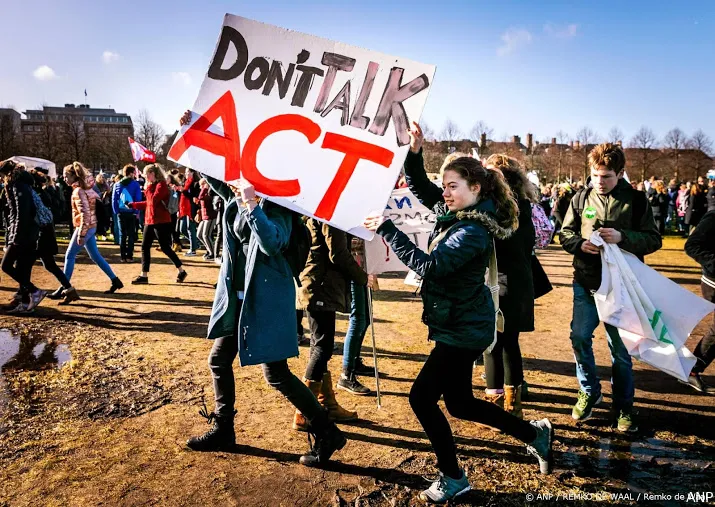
[{"left": 572, "top": 187, "right": 591, "bottom": 218}]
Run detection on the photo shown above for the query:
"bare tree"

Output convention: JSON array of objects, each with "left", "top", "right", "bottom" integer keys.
[
  {"left": 686, "top": 129, "right": 714, "bottom": 179},
  {"left": 440, "top": 119, "right": 462, "bottom": 142},
  {"left": 575, "top": 127, "right": 598, "bottom": 181},
  {"left": 469, "top": 121, "right": 494, "bottom": 142},
  {"left": 61, "top": 114, "right": 87, "bottom": 164},
  {"left": 420, "top": 122, "right": 436, "bottom": 142},
  {"left": 607, "top": 127, "right": 624, "bottom": 144},
  {"left": 688, "top": 129, "right": 713, "bottom": 156},
  {"left": 0, "top": 110, "right": 22, "bottom": 160},
  {"left": 551, "top": 130, "right": 571, "bottom": 183},
  {"left": 629, "top": 126, "right": 658, "bottom": 181},
  {"left": 663, "top": 128, "right": 687, "bottom": 181},
  {"left": 135, "top": 109, "right": 166, "bottom": 154}
]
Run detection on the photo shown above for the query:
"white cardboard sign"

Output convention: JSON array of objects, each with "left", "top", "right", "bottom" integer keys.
[
  {"left": 365, "top": 187, "right": 436, "bottom": 274},
  {"left": 168, "top": 14, "right": 436, "bottom": 239}
]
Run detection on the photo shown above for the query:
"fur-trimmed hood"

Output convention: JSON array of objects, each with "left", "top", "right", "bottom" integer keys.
[{"left": 435, "top": 198, "right": 516, "bottom": 240}]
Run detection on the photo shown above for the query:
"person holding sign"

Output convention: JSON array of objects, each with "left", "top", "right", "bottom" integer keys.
[
  {"left": 293, "top": 219, "right": 371, "bottom": 430},
  {"left": 481, "top": 154, "right": 536, "bottom": 419},
  {"left": 182, "top": 111, "right": 346, "bottom": 467},
  {"left": 364, "top": 123, "right": 553, "bottom": 503}
]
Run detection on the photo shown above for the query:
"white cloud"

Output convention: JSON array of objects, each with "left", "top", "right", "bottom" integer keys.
[
  {"left": 33, "top": 65, "right": 57, "bottom": 81},
  {"left": 102, "top": 50, "right": 120, "bottom": 64},
  {"left": 172, "top": 72, "right": 192, "bottom": 86},
  {"left": 544, "top": 23, "right": 578, "bottom": 39},
  {"left": 497, "top": 29, "right": 533, "bottom": 56}
]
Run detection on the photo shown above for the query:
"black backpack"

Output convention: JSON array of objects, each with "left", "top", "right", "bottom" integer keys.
[
  {"left": 572, "top": 187, "right": 647, "bottom": 229},
  {"left": 283, "top": 212, "right": 311, "bottom": 286}
]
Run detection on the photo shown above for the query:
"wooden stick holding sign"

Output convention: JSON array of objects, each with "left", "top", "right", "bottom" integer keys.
[{"left": 367, "top": 287, "right": 382, "bottom": 409}]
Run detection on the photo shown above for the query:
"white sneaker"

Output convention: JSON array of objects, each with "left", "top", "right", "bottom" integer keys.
[{"left": 419, "top": 470, "right": 471, "bottom": 504}]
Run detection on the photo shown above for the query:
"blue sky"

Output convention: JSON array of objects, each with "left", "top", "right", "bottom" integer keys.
[{"left": 1, "top": 0, "right": 714, "bottom": 146}]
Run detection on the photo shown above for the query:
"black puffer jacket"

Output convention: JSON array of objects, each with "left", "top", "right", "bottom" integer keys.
[
  {"left": 298, "top": 220, "right": 368, "bottom": 313},
  {"left": 400, "top": 149, "right": 516, "bottom": 350},
  {"left": 685, "top": 210, "right": 715, "bottom": 281},
  {"left": 5, "top": 170, "right": 39, "bottom": 248}
]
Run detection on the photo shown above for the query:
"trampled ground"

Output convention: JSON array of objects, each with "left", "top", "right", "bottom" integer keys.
[{"left": 0, "top": 236, "right": 713, "bottom": 506}]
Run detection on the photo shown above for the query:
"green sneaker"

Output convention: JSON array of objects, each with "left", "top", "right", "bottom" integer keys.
[
  {"left": 419, "top": 469, "right": 471, "bottom": 504},
  {"left": 571, "top": 390, "right": 603, "bottom": 421},
  {"left": 616, "top": 410, "right": 638, "bottom": 433}
]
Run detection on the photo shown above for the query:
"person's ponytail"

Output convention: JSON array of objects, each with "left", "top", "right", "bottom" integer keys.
[{"left": 484, "top": 168, "right": 519, "bottom": 232}]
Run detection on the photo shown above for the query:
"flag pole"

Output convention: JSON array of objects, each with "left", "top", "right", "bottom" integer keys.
[{"left": 367, "top": 287, "right": 382, "bottom": 409}]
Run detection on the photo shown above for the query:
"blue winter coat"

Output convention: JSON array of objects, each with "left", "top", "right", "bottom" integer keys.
[
  {"left": 205, "top": 175, "right": 298, "bottom": 366},
  {"left": 112, "top": 177, "right": 142, "bottom": 215}
]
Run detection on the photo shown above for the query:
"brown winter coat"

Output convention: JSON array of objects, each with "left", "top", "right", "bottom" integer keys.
[{"left": 298, "top": 219, "right": 368, "bottom": 313}]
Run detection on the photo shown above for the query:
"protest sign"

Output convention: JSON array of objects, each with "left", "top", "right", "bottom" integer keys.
[
  {"left": 365, "top": 187, "right": 436, "bottom": 274},
  {"left": 168, "top": 14, "right": 435, "bottom": 239}
]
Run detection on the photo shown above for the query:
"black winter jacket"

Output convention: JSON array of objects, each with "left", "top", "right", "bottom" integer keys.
[
  {"left": 396, "top": 149, "right": 516, "bottom": 350},
  {"left": 685, "top": 210, "right": 715, "bottom": 281},
  {"left": 5, "top": 171, "right": 39, "bottom": 248}
]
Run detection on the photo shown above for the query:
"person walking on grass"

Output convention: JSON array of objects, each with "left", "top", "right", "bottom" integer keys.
[
  {"left": 111, "top": 164, "right": 142, "bottom": 263},
  {"left": 197, "top": 178, "right": 218, "bottom": 260},
  {"left": 683, "top": 209, "right": 715, "bottom": 394},
  {"left": 28, "top": 169, "right": 79, "bottom": 304},
  {"left": 180, "top": 110, "right": 346, "bottom": 467},
  {"left": 560, "top": 143, "right": 661, "bottom": 433},
  {"left": 364, "top": 123, "right": 553, "bottom": 504},
  {"left": 0, "top": 160, "right": 46, "bottom": 313},
  {"left": 61, "top": 162, "right": 124, "bottom": 301},
  {"left": 293, "top": 218, "right": 371, "bottom": 430},
  {"left": 480, "top": 154, "right": 536, "bottom": 420},
  {"left": 125, "top": 164, "right": 187, "bottom": 286}
]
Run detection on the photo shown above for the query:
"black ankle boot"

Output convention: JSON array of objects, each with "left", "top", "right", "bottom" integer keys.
[
  {"left": 47, "top": 286, "right": 65, "bottom": 300},
  {"left": 299, "top": 412, "right": 347, "bottom": 467},
  {"left": 186, "top": 405, "right": 236, "bottom": 452},
  {"left": 104, "top": 277, "right": 124, "bottom": 294}
]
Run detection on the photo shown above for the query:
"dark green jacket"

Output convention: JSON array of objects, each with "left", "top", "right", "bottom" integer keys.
[
  {"left": 560, "top": 179, "right": 662, "bottom": 290},
  {"left": 298, "top": 219, "right": 368, "bottom": 313}
]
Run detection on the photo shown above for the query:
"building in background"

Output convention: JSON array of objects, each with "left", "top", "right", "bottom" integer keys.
[{"left": 21, "top": 104, "right": 134, "bottom": 174}]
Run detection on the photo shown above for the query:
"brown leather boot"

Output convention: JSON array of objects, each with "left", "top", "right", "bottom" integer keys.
[
  {"left": 318, "top": 372, "right": 358, "bottom": 422},
  {"left": 292, "top": 377, "right": 322, "bottom": 432},
  {"left": 504, "top": 385, "right": 523, "bottom": 419},
  {"left": 484, "top": 391, "right": 505, "bottom": 432}
]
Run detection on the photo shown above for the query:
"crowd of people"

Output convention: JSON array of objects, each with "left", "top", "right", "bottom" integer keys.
[
  {"left": 541, "top": 172, "right": 715, "bottom": 239},
  {"left": 1, "top": 114, "right": 714, "bottom": 503}
]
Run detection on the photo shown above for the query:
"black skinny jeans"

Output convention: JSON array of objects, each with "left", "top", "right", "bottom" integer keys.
[
  {"left": 208, "top": 327, "right": 324, "bottom": 424},
  {"left": 692, "top": 282, "right": 715, "bottom": 374},
  {"left": 305, "top": 310, "right": 336, "bottom": 381},
  {"left": 2, "top": 243, "right": 38, "bottom": 300},
  {"left": 484, "top": 330, "right": 523, "bottom": 388},
  {"left": 141, "top": 223, "right": 182, "bottom": 273},
  {"left": 38, "top": 252, "right": 71, "bottom": 289},
  {"left": 410, "top": 341, "right": 537, "bottom": 479}
]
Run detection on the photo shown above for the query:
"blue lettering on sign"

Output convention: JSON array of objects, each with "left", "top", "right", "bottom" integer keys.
[{"left": 385, "top": 196, "right": 413, "bottom": 210}]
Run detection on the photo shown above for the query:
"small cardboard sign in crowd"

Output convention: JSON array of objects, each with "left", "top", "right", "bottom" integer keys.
[
  {"left": 364, "top": 188, "right": 435, "bottom": 274},
  {"left": 169, "top": 14, "right": 436, "bottom": 239}
]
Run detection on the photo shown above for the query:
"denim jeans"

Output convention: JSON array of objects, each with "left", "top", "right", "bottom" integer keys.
[
  {"left": 118, "top": 213, "right": 136, "bottom": 260},
  {"left": 570, "top": 282, "right": 634, "bottom": 411},
  {"left": 342, "top": 281, "right": 370, "bottom": 371},
  {"left": 179, "top": 216, "right": 199, "bottom": 252},
  {"left": 64, "top": 227, "right": 117, "bottom": 282}
]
